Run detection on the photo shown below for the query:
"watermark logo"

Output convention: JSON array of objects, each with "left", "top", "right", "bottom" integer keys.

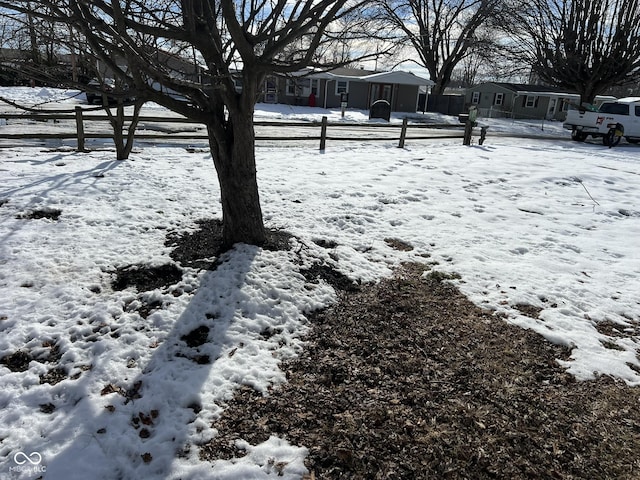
[
  {"left": 9, "top": 451, "right": 46, "bottom": 474},
  {"left": 13, "top": 452, "right": 42, "bottom": 465}
]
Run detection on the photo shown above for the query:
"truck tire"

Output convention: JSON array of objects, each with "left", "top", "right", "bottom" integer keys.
[
  {"left": 571, "top": 130, "right": 588, "bottom": 142},
  {"left": 603, "top": 123, "right": 624, "bottom": 148}
]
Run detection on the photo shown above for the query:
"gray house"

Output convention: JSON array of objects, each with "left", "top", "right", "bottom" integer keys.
[
  {"left": 465, "top": 82, "right": 615, "bottom": 120},
  {"left": 261, "top": 67, "right": 434, "bottom": 113}
]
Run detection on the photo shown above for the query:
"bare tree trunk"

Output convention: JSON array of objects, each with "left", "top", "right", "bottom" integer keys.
[
  {"left": 431, "top": 83, "right": 445, "bottom": 96},
  {"left": 207, "top": 110, "right": 266, "bottom": 249},
  {"left": 578, "top": 81, "right": 599, "bottom": 106},
  {"left": 26, "top": 4, "right": 40, "bottom": 65},
  {"left": 68, "top": 26, "right": 78, "bottom": 82},
  {"left": 108, "top": 99, "right": 144, "bottom": 161}
]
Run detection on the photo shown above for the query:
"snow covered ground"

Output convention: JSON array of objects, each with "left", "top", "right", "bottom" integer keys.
[{"left": 1, "top": 87, "right": 639, "bottom": 479}]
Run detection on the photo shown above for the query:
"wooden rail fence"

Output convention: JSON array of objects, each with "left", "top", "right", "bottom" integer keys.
[{"left": 0, "top": 108, "right": 472, "bottom": 150}]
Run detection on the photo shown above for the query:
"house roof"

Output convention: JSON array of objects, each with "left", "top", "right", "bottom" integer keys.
[
  {"left": 472, "top": 82, "right": 616, "bottom": 102},
  {"left": 491, "top": 83, "right": 572, "bottom": 94},
  {"left": 306, "top": 68, "right": 434, "bottom": 86},
  {"left": 273, "top": 67, "right": 434, "bottom": 87},
  {"left": 361, "top": 71, "right": 435, "bottom": 86},
  {"left": 0, "top": 48, "right": 31, "bottom": 61},
  {"left": 328, "top": 67, "right": 378, "bottom": 77}
]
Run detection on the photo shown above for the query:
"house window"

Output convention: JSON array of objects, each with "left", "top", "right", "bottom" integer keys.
[
  {"left": 525, "top": 95, "right": 536, "bottom": 108},
  {"left": 285, "top": 78, "right": 319, "bottom": 96},
  {"left": 264, "top": 77, "right": 277, "bottom": 93},
  {"left": 336, "top": 80, "right": 349, "bottom": 95},
  {"left": 310, "top": 79, "right": 319, "bottom": 96},
  {"left": 471, "top": 91, "right": 480, "bottom": 104},
  {"left": 286, "top": 79, "right": 296, "bottom": 96},
  {"left": 494, "top": 92, "right": 504, "bottom": 106}
]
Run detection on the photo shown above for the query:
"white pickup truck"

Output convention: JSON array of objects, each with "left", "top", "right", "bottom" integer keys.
[{"left": 563, "top": 97, "right": 640, "bottom": 146}]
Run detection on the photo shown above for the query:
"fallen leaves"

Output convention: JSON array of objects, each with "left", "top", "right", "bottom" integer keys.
[{"left": 201, "top": 262, "right": 640, "bottom": 478}]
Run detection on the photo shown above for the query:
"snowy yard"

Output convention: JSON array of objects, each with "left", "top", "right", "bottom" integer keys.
[{"left": 1, "top": 87, "right": 639, "bottom": 478}]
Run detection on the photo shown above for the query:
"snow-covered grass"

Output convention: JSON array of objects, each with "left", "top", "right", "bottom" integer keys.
[{"left": 1, "top": 87, "right": 639, "bottom": 479}]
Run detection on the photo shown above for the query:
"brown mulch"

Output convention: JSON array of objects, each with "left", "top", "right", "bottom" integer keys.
[{"left": 200, "top": 262, "right": 640, "bottom": 479}]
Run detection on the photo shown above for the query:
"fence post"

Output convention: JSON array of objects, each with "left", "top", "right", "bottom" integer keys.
[
  {"left": 463, "top": 106, "right": 478, "bottom": 146},
  {"left": 479, "top": 126, "right": 488, "bottom": 145},
  {"left": 398, "top": 117, "right": 408, "bottom": 148},
  {"left": 463, "top": 120, "right": 473, "bottom": 145},
  {"left": 75, "top": 106, "right": 86, "bottom": 152},
  {"left": 319, "top": 116, "right": 327, "bottom": 151}
]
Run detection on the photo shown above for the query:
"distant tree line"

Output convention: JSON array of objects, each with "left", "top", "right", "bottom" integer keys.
[
  {"left": 506, "top": 0, "right": 640, "bottom": 104},
  {"left": 376, "top": 0, "right": 640, "bottom": 102}
]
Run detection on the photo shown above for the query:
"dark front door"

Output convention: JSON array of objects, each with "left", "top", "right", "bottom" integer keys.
[{"left": 371, "top": 83, "right": 392, "bottom": 103}]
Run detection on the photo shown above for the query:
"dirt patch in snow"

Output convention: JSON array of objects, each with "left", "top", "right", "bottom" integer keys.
[
  {"left": 201, "top": 262, "right": 640, "bottom": 479},
  {"left": 1, "top": 341, "right": 62, "bottom": 374},
  {"left": 17, "top": 207, "right": 62, "bottom": 220},
  {"left": 299, "top": 263, "right": 361, "bottom": 293},
  {"left": 112, "top": 263, "right": 183, "bottom": 292},
  {"left": 0, "top": 350, "right": 33, "bottom": 372},
  {"left": 166, "top": 218, "right": 294, "bottom": 269}
]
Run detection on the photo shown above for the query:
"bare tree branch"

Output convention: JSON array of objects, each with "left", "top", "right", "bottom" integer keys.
[
  {"left": 377, "top": 0, "right": 503, "bottom": 94},
  {"left": 506, "top": 0, "right": 640, "bottom": 104}
]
